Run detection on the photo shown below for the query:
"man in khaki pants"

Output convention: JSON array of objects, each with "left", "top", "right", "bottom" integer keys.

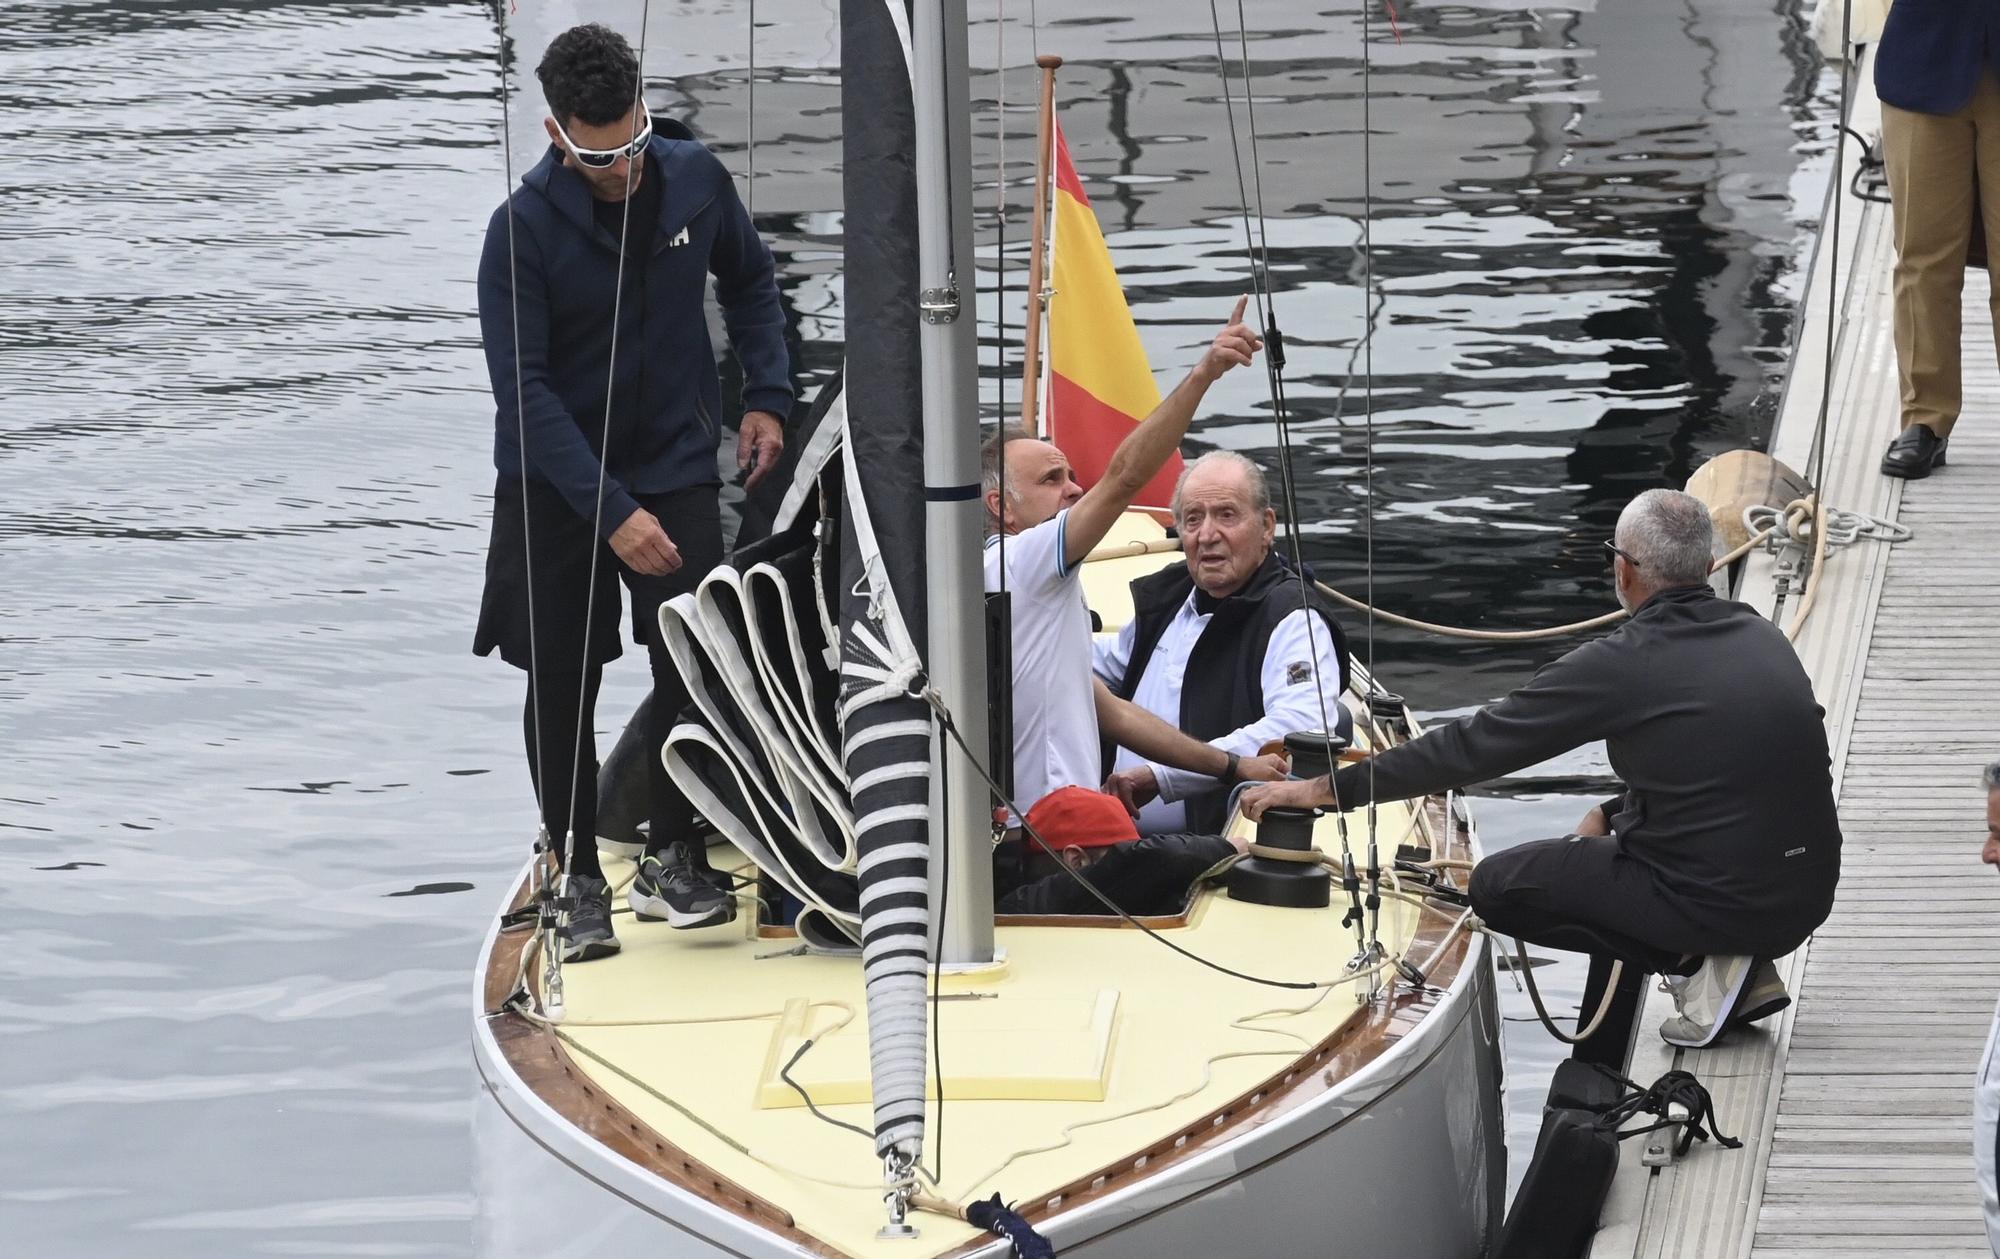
[{"left": 1877, "top": 2, "right": 2000, "bottom": 480}]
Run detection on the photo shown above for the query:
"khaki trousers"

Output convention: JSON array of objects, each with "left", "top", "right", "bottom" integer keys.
[{"left": 1884, "top": 74, "right": 2000, "bottom": 437}]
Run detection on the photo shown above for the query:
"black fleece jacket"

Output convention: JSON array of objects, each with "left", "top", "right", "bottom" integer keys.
[{"left": 1333, "top": 585, "right": 1841, "bottom": 923}]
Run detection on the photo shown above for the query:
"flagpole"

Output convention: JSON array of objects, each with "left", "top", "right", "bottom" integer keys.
[{"left": 1020, "top": 54, "right": 1061, "bottom": 436}]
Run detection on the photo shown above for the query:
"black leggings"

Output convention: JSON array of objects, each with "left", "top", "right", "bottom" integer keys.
[
  {"left": 489, "top": 485, "right": 726, "bottom": 879},
  {"left": 524, "top": 662, "right": 605, "bottom": 880},
  {"left": 524, "top": 640, "right": 701, "bottom": 882}
]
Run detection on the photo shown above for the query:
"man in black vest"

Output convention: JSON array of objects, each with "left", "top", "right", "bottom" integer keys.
[{"left": 1095, "top": 452, "right": 1351, "bottom": 835}]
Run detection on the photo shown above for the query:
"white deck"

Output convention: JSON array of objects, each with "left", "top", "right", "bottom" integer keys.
[{"left": 1590, "top": 55, "right": 1998, "bottom": 1259}]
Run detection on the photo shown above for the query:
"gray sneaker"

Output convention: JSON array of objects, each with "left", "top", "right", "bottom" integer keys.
[
  {"left": 628, "top": 847, "right": 736, "bottom": 929},
  {"left": 560, "top": 874, "right": 621, "bottom": 963},
  {"left": 1658, "top": 953, "right": 1755, "bottom": 1048},
  {"left": 1727, "top": 958, "right": 1790, "bottom": 1030}
]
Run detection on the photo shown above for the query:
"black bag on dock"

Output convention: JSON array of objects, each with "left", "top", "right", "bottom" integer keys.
[
  {"left": 1492, "top": 1105, "right": 1620, "bottom": 1259},
  {"left": 1495, "top": 1064, "right": 1742, "bottom": 1259}
]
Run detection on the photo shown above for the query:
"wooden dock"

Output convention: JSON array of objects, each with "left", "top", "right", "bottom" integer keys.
[{"left": 1588, "top": 54, "right": 1999, "bottom": 1259}]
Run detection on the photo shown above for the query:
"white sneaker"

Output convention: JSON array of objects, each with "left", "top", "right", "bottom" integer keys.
[{"left": 1658, "top": 953, "right": 1755, "bottom": 1049}]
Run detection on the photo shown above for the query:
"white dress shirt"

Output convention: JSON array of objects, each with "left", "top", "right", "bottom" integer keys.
[
  {"left": 1092, "top": 587, "right": 1347, "bottom": 834},
  {"left": 1976, "top": 994, "right": 2000, "bottom": 1253}
]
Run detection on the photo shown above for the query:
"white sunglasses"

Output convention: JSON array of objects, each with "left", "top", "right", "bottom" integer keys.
[{"left": 554, "top": 100, "right": 652, "bottom": 169}]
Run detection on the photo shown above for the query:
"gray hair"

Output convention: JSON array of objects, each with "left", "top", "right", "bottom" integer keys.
[
  {"left": 1985, "top": 760, "right": 2000, "bottom": 790},
  {"left": 980, "top": 423, "right": 1033, "bottom": 504},
  {"left": 1171, "top": 450, "right": 1271, "bottom": 524},
  {"left": 1615, "top": 489, "right": 1715, "bottom": 587}
]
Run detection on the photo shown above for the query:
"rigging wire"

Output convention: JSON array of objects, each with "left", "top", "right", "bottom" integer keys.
[
  {"left": 1206, "top": 0, "right": 1365, "bottom": 958},
  {"left": 1807, "top": 0, "right": 1854, "bottom": 496},
  {"left": 1205, "top": 0, "right": 1336, "bottom": 756},
  {"left": 493, "top": 0, "right": 553, "bottom": 914},
  {"left": 552, "top": 1, "right": 659, "bottom": 977},
  {"left": 1359, "top": 0, "right": 1383, "bottom": 963}
]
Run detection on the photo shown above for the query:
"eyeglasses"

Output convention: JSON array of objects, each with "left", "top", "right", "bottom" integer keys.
[
  {"left": 554, "top": 100, "right": 652, "bottom": 169},
  {"left": 1603, "top": 540, "right": 1641, "bottom": 568}
]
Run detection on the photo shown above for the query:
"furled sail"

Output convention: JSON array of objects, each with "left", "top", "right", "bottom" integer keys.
[
  {"left": 654, "top": 0, "right": 937, "bottom": 1172},
  {"left": 833, "top": 0, "right": 935, "bottom": 1166}
]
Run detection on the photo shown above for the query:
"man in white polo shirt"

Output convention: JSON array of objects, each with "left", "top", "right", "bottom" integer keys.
[{"left": 983, "top": 297, "right": 1264, "bottom": 816}]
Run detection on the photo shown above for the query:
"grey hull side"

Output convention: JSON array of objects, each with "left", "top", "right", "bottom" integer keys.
[{"left": 471, "top": 909, "right": 1503, "bottom": 1258}]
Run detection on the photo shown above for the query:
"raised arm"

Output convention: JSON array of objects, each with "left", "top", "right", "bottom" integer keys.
[{"left": 1060, "top": 297, "right": 1263, "bottom": 568}]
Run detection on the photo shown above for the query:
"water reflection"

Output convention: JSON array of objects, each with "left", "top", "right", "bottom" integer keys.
[{"left": 0, "top": 0, "right": 1829, "bottom": 1251}]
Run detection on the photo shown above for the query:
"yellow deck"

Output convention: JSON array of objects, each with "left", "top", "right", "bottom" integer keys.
[{"left": 547, "top": 513, "right": 1427, "bottom": 1257}]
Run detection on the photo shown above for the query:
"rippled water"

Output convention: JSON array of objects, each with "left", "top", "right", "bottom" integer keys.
[{"left": 1, "top": 0, "right": 1830, "bottom": 1251}]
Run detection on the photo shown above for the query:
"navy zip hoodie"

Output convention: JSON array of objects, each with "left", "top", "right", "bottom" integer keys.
[{"left": 477, "top": 135, "right": 792, "bottom": 537}]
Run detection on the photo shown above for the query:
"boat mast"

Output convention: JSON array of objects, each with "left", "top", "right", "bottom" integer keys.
[
  {"left": 1019, "top": 54, "right": 1062, "bottom": 436},
  {"left": 912, "top": 0, "right": 996, "bottom": 965}
]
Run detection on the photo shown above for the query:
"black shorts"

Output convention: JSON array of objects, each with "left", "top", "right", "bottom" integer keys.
[{"left": 473, "top": 475, "right": 724, "bottom": 671}]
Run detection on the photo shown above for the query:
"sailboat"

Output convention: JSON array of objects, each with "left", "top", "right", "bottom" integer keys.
[{"left": 471, "top": 2, "right": 1503, "bottom": 1254}]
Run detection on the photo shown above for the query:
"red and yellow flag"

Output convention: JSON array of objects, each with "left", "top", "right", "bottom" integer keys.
[{"left": 1041, "top": 120, "right": 1181, "bottom": 515}]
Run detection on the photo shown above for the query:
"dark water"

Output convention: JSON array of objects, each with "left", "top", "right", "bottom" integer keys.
[{"left": 0, "top": 0, "right": 1831, "bottom": 1251}]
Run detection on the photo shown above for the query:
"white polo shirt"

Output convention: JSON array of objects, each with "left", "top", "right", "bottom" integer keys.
[
  {"left": 1092, "top": 588, "right": 1347, "bottom": 834},
  {"left": 984, "top": 510, "right": 1101, "bottom": 818}
]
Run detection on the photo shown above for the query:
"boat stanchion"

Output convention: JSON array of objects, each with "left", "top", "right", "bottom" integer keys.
[
  {"left": 877, "top": 1153, "right": 920, "bottom": 1240},
  {"left": 539, "top": 839, "right": 571, "bottom": 1023}
]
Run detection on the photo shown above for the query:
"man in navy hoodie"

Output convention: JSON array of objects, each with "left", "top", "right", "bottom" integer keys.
[
  {"left": 1876, "top": 0, "right": 2000, "bottom": 479},
  {"left": 474, "top": 24, "right": 792, "bottom": 960}
]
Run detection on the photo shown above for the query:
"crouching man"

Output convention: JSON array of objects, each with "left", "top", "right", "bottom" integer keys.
[{"left": 1243, "top": 489, "right": 1841, "bottom": 1058}]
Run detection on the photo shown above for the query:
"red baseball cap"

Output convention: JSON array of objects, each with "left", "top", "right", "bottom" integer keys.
[{"left": 1024, "top": 786, "right": 1139, "bottom": 851}]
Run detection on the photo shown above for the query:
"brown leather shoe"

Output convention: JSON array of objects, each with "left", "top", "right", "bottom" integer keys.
[{"left": 1881, "top": 424, "right": 1948, "bottom": 479}]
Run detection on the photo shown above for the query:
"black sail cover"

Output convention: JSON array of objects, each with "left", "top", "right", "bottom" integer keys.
[{"left": 837, "top": 0, "right": 934, "bottom": 1164}]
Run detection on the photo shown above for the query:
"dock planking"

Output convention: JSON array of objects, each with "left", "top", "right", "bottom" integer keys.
[{"left": 1590, "top": 51, "right": 1996, "bottom": 1259}]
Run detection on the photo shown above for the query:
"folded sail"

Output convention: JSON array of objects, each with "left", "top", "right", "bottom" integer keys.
[{"left": 1042, "top": 119, "right": 1180, "bottom": 514}]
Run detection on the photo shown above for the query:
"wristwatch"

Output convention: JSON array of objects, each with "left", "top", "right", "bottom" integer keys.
[{"left": 1223, "top": 751, "right": 1241, "bottom": 783}]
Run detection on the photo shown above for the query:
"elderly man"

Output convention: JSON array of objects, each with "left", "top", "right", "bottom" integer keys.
[
  {"left": 1977, "top": 761, "right": 2000, "bottom": 1252},
  {"left": 1244, "top": 489, "right": 1842, "bottom": 1055},
  {"left": 985, "top": 298, "right": 1288, "bottom": 818},
  {"left": 1094, "top": 451, "right": 1351, "bottom": 834}
]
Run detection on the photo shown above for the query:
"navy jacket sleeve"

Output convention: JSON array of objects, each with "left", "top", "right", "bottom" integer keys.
[
  {"left": 1332, "top": 636, "right": 1632, "bottom": 808},
  {"left": 705, "top": 170, "right": 794, "bottom": 420},
  {"left": 477, "top": 204, "right": 641, "bottom": 537}
]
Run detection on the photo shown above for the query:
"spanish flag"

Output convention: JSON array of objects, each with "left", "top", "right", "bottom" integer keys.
[{"left": 1041, "top": 120, "right": 1181, "bottom": 515}]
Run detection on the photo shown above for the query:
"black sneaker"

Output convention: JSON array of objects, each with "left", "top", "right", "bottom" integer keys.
[
  {"left": 629, "top": 847, "right": 737, "bottom": 929},
  {"left": 560, "top": 874, "right": 621, "bottom": 963}
]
